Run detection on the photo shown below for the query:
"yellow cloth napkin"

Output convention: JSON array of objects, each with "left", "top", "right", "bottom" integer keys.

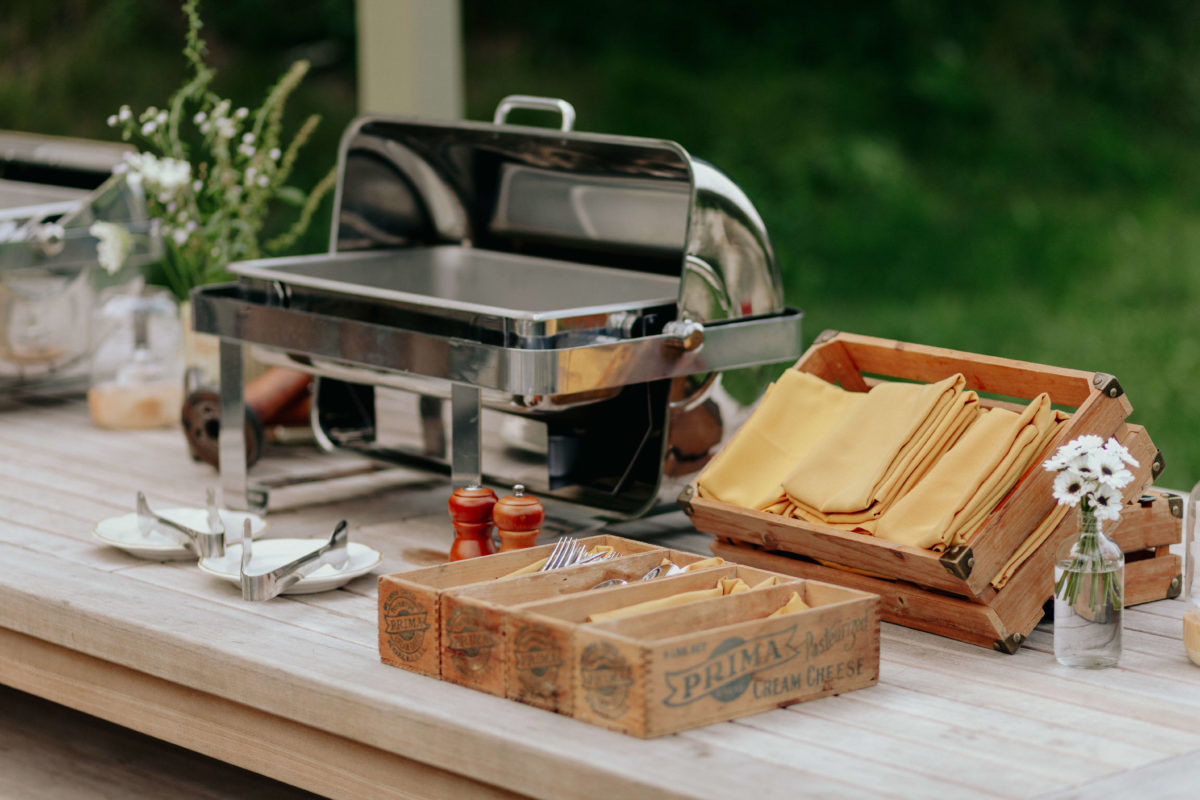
[
  {"left": 783, "top": 374, "right": 978, "bottom": 530},
  {"left": 875, "top": 394, "right": 1064, "bottom": 549},
  {"left": 697, "top": 370, "right": 865, "bottom": 510},
  {"left": 990, "top": 503, "right": 1071, "bottom": 589},
  {"left": 768, "top": 591, "right": 810, "bottom": 616},
  {"left": 587, "top": 577, "right": 750, "bottom": 623},
  {"left": 683, "top": 556, "right": 726, "bottom": 572}
]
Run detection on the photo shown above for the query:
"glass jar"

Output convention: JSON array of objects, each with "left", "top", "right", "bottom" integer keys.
[
  {"left": 1054, "top": 505, "right": 1124, "bottom": 668},
  {"left": 87, "top": 290, "right": 183, "bottom": 429},
  {"left": 1185, "top": 482, "right": 1200, "bottom": 666}
]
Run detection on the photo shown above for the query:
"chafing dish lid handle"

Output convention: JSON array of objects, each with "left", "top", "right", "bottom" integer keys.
[{"left": 493, "top": 95, "right": 576, "bottom": 132}]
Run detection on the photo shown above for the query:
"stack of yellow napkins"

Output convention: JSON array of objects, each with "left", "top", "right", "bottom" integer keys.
[
  {"left": 697, "top": 370, "right": 865, "bottom": 510},
  {"left": 780, "top": 374, "right": 979, "bottom": 532},
  {"left": 875, "top": 394, "right": 1067, "bottom": 550},
  {"left": 696, "top": 367, "right": 1070, "bottom": 553}
]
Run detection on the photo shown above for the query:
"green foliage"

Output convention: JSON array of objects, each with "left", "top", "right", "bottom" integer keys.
[{"left": 464, "top": 1, "right": 1200, "bottom": 486}]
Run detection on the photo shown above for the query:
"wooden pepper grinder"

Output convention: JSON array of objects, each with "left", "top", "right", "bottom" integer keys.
[
  {"left": 494, "top": 484, "right": 544, "bottom": 552},
  {"left": 448, "top": 484, "right": 498, "bottom": 562}
]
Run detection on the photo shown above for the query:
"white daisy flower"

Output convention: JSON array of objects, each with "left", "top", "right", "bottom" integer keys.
[
  {"left": 1052, "top": 471, "right": 1089, "bottom": 507},
  {"left": 235, "top": 107, "right": 249, "bottom": 119},
  {"left": 194, "top": 111, "right": 207, "bottom": 125},
  {"left": 142, "top": 120, "right": 158, "bottom": 135},
  {"left": 107, "top": 115, "right": 118, "bottom": 127},
  {"left": 242, "top": 132, "right": 255, "bottom": 144},
  {"left": 1088, "top": 450, "right": 1134, "bottom": 490},
  {"left": 118, "top": 105, "right": 132, "bottom": 121},
  {"left": 269, "top": 147, "right": 281, "bottom": 160},
  {"left": 1088, "top": 487, "right": 1124, "bottom": 521},
  {"left": 1102, "top": 437, "right": 1139, "bottom": 468}
]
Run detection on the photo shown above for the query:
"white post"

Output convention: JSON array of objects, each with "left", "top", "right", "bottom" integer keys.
[{"left": 355, "top": 0, "right": 463, "bottom": 119}]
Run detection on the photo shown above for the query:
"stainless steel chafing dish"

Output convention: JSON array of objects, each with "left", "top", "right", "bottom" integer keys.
[{"left": 193, "top": 96, "right": 803, "bottom": 517}]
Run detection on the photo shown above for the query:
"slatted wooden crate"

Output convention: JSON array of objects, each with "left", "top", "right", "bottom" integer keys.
[
  {"left": 682, "top": 331, "right": 1163, "bottom": 653},
  {"left": 1116, "top": 488, "right": 1183, "bottom": 606},
  {"left": 378, "top": 536, "right": 879, "bottom": 737}
]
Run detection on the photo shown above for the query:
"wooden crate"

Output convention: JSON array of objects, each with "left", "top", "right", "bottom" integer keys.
[
  {"left": 439, "top": 548, "right": 712, "bottom": 696},
  {"left": 377, "top": 534, "right": 659, "bottom": 677},
  {"left": 683, "top": 332, "right": 1164, "bottom": 652},
  {"left": 569, "top": 580, "right": 877, "bottom": 738},
  {"left": 500, "top": 562, "right": 792, "bottom": 712},
  {"left": 1117, "top": 488, "right": 1183, "bottom": 606},
  {"left": 378, "top": 540, "right": 879, "bottom": 737}
]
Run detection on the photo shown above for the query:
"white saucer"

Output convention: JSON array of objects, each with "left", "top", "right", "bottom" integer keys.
[
  {"left": 93, "top": 508, "right": 267, "bottom": 561},
  {"left": 197, "top": 538, "right": 382, "bottom": 595}
]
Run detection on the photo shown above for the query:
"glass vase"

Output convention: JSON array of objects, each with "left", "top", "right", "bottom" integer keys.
[
  {"left": 1054, "top": 506, "right": 1124, "bottom": 668},
  {"left": 1185, "top": 480, "right": 1200, "bottom": 666}
]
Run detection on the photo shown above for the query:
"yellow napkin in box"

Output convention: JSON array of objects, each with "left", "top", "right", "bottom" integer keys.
[
  {"left": 697, "top": 370, "right": 865, "bottom": 510},
  {"left": 783, "top": 374, "right": 978, "bottom": 530},
  {"left": 768, "top": 591, "right": 810, "bottom": 617},
  {"left": 588, "top": 576, "right": 750, "bottom": 623},
  {"left": 875, "top": 394, "right": 1065, "bottom": 550}
]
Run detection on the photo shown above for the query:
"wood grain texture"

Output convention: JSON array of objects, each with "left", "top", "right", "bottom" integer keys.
[{"left": 4, "top": 395, "right": 1200, "bottom": 798}]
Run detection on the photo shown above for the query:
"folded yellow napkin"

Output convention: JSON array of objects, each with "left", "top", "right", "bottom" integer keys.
[
  {"left": 768, "top": 591, "right": 810, "bottom": 617},
  {"left": 697, "top": 370, "right": 865, "bottom": 510},
  {"left": 683, "top": 556, "right": 726, "bottom": 572},
  {"left": 990, "top": 503, "right": 1071, "bottom": 589},
  {"left": 588, "top": 576, "right": 750, "bottom": 623},
  {"left": 875, "top": 395, "right": 1065, "bottom": 550},
  {"left": 783, "top": 374, "right": 978, "bottom": 530}
]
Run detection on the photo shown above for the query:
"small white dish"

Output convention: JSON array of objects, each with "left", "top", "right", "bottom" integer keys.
[
  {"left": 93, "top": 507, "right": 267, "bottom": 561},
  {"left": 197, "top": 538, "right": 382, "bottom": 595}
]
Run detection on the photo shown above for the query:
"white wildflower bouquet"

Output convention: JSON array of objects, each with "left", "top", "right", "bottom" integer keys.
[
  {"left": 103, "top": 0, "right": 335, "bottom": 301},
  {"left": 1042, "top": 435, "right": 1139, "bottom": 609}
]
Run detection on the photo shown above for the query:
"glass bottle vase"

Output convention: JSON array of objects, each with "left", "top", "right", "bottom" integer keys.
[{"left": 1053, "top": 507, "right": 1124, "bottom": 668}]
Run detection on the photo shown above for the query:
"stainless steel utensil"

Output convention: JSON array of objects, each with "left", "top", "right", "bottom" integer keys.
[
  {"left": 639, "top": 562, "right": 684, "bottom": 581},
  {"left": 590, "top": 578, "right": 628, "bottom": 590},
  {"left": 539, "top": 537, "right": 581, "bottom": 572},
  {"left": 239, "top": 519, "right": 349, "bottom": 601},
  {"left": 135, "top": 490, "right": 225, "bottom": 558}
]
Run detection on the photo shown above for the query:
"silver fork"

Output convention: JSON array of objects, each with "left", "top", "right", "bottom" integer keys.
[
  {"left": 136, "top": 490, "right": 225, "bottom": 558},
  {"left": 539, "top": 537, "right": 581, "bottom": 572},
  {"left": 239, "top": 519, "right": 350, "bottom": 601}
]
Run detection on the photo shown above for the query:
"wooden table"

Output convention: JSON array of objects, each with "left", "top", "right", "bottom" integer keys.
[{"left": 3, "top": 395, "right": 1200, "bottom": 799}]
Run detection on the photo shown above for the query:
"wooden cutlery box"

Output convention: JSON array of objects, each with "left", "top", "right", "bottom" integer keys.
[
  {"left": 683, "top": 331, "right": 1164, "bottom": 653},
  {"left": 378, "top": 536, "right": 880, "bottom": 737}
]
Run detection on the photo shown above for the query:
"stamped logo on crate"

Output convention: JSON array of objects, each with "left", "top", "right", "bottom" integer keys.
[
  {"left": 579, "top": 642, "right": 634, "bottom": 718},
  {"left": 513, "top": 625, "right": 563, "bottom": 697},
  {"left": 444, "top": 606, "right": 497, "bottom": 677},
  {"left": 663, "top": 625, "right": 803, "bottom": 706},
  {"left": 381, "top": 589, "right": 431, "bottom": 662}
]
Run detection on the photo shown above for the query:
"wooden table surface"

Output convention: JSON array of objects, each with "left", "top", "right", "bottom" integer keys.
[{"left": 2, "top": 395, "right": 1200, "bottom": 800}]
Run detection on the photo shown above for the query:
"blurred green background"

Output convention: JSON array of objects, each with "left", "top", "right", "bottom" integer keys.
[{"left": 4, "top": 0, "right": 1199, "bottom": 488}]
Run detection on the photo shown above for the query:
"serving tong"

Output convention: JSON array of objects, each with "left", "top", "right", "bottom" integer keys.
[
  {"left": 239, "top": 519, "right": 350, "bottom": 601},
  {"left": 136, "top": 488, "right": 226, "bottom": 558}
]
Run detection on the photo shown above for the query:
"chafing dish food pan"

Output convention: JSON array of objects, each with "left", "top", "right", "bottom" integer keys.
[{"left": 193, "top": 95, "right": 803, "bottom": 517}]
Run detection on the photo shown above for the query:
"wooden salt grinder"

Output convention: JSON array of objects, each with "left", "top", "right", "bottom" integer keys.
[
  {"left": 448, "top": 485, "right": 498, "bottom": 562},
  {"left": 494, "top": 484, "right": 544, "bottom": 552}
]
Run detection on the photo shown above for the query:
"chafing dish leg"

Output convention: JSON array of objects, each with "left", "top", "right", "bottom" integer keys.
[
  {"left": 450, "top": 383, "right": 482, "bottom": 487},
  {"left": 219, "top": 339, "right": 251, "bottom": 512}
]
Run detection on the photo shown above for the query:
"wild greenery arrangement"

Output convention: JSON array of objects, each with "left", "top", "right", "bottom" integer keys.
[{"left": 102, "top": 0, "right": 335, "bottom": 301}]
